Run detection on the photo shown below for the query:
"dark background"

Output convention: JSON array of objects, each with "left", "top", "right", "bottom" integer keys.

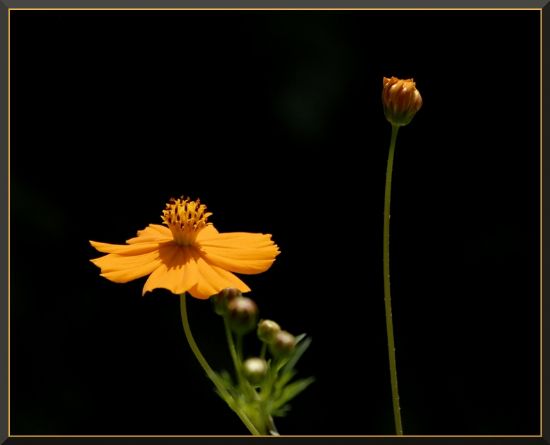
[{"left": 10, "top": 10, "right": 540, "bottom": 435}]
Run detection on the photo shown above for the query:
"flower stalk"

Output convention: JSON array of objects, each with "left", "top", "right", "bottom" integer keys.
[
  {"left": 179, "top": 293, "right": 260, "bottom": 435},
  {"left": 383, "top": 124, "right": 403, "bottom": 435},
  {"left": 381, "top": 75, "right": 422, "bottom": 435},
  {"left": 180, "top": 290, "right": 312, "bottom": 435}
]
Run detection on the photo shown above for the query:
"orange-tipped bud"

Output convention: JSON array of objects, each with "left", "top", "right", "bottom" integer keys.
[
  {"left": 212, "top": 287, "right": 241, "bottom": 316},
  {"left": 227, "top": 297, "right": 258, "bottom": 335},
  {"left": 382, "top": 76, "right": 422, "bottom": 127},
  {"left": 269, "top": 330, "right": 296, "bottom": 358}
]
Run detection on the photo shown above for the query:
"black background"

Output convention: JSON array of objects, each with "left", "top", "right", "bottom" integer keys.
[{"left": 10, "top": 10, "right": 540, "bottom": 435}]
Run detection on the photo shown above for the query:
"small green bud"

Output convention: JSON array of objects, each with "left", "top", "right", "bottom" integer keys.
[
  {"left": 257, "top": 319, "right": 281, "bottom": 344},
  {"left": 269, "top": 330, "right": 296, "bottom": 357},
  {"left": 227, "top": 297, "right": 258, "bottom": 334},
  {"left": 211, "top": 288, "right": 241, "bottom": 316},
  {"left": 242, "top": 357, "right": 268, "bottom": 385}
]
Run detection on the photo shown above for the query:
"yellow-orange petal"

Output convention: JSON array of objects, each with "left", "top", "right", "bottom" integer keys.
[
  {"left": 206, "top": 261, "right": 251, "bottom": 293},
  {"left": 187, "top": 262, "right": 220, "bottom": 300},
  {"left": 198, "top": 232, "right": 279, "bottom": 274},
  {"left": 141, "top": 246, "right": 198, "bottom": 296},
  {"left": 90, "top": 240, "right": 163, "bottom": 255},
  {"left": 199, "top": 245, "right": 279, "bottom": 261},
  {"left": 126, "top": 224, "right": 173, "bottom": 244},
  {"left": 100, "top": 258, "right": 163, "bottom": 283},
  {"left": 189, "top": 257, "right": 251, "bottom": 299},
  {"left": 197, "top": 231, "right": 273, "bottom": 246},
  {"left": 91, "top": 250, "right": 160, "bottom": 273},
  {"left": 187, "top": 285, "right": 213, "bottom": 300},
  {"left": 188, "top": 257, "right": 248, "bottom": 299},
  {"left": 141, "top": 244, "right": 179, "bottom": 294},
  {"left": 196, "top": 224, "right": 219, "bottom": 240},
  {"left": 201, "top": 252, "right": 276, "bottom": 274}
]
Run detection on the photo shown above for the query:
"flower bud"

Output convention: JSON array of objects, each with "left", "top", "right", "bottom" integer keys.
[
  {"left": 211, "top": 287, "right": 242, "bottom": 316},
  {"left": 227, "top": 297, "right": 258, "bottom": 334},
  {"left": 242, "top": 357, "right": 268, "bottom": 385},
  {"left": 269, "top": 330, "right": 296, "bottom": 358},
  {"left": 257, "top": 319, "right": 281, "bottom": 344},
  {"left": 382, "top": 76, "right": 422, "bottom": 127}
]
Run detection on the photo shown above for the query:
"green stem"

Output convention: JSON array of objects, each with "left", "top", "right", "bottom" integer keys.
[
  {"left": 223, "top": 317, "right": 242, "bottom": 385},
  {"left": 222, "top": 317, "right": 268, "bottom": 434},
  {"left": 236, "top": 334, "right": 244, "bottom": 364},
  {"left": 383, "top": 124, "right": 404, "bottom": 435},
  {"left": 179, "top": 294, "right": 261, "bottom": 435},
  {"left": 267, "top": 415, "right": 280, "bottom": 436}
]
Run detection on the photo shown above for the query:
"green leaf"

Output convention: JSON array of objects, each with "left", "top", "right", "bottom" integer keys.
[
  {"left": 271, "top": 404, "right": 291, "bottom": 417},
  {"left": 274, "top": 369, "right": 296, "bottom": 392},
  {"left": 216, "top": 369, "right": 239, "bottom": 400},
  {"left": 294, "top": 333, "right": 307, "bottom": 344},
  {"left": 271, "top": 377, "right": 315, "bottom": 412},
  {"left": 282, "top": 336, "right": 312, "bottom": 374},
  {"left": 219, "top": 369, "right": 235, "bottom": 387}
]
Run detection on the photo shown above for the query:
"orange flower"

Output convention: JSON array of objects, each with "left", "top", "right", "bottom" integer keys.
[
  {"left": 382, "top": 76, "right": 422, "bottom": 127},
  {"left": 90, "top": 197, "right": 280, "bottom": 299}
]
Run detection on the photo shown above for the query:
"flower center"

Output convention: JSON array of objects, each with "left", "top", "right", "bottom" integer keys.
[{"left": 161, "top": 197, "right": 212, "bottom": 246}]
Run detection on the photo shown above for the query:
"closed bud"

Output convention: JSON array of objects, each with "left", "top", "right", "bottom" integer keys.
[
  {"left": 227, "top": 297, "right": 258, "bottom": 334},
  {"left": 242, "top": 357, "right": 268, "bottom": 385},
  {"left": 257, "top": 319, "right": 281, "bottom": 344},
  {"left": 382, "top": 76, "right": 422, "bottom": 127},
  {"left": 211, "top": 288, "right": 241, "bottom": 316},
  {"left": 269, "top": 330, "right": 296, "bottom": 358}
]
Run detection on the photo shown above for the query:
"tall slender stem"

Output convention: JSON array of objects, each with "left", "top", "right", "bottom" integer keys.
[
  {"left": 179, "top": 294, "right": 260, "bottom": 435},
  {"left": 383, "top": 124, "right": 404, "bottom": 435}
]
